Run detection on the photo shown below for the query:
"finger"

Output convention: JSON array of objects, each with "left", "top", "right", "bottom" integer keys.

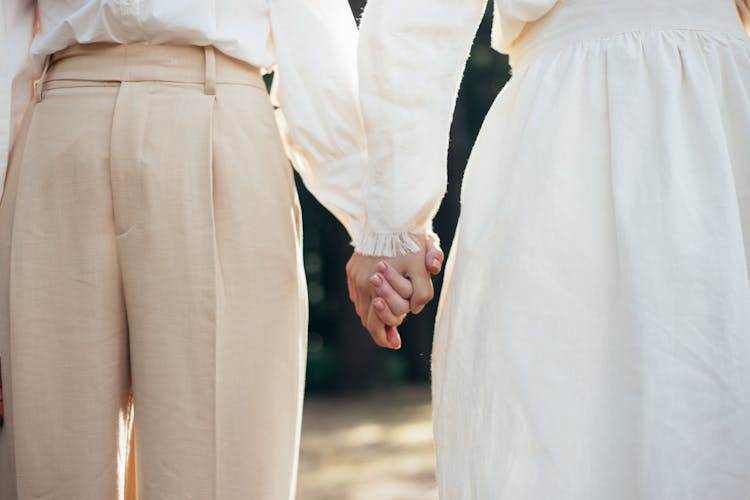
[
  {"left": 385, "top": 325, "right": 402, "bottom": 350},
  {"left": 370, "top": 273, "right": 411, "bottom": 316},
  {"left": 366, "top": 306, "right": 399, "bottom": 349},
  {"left": 372, "top": 297, "right": 407, "bottom": 327},
  {"left": 407, "top": 270, "right": 435, "bottom": 314},
  {"left": 425, "top": 241, "right": 445, "bottom": 275},
  {"left": 377, "top": 261, "right": 414, "bottom": 298}
]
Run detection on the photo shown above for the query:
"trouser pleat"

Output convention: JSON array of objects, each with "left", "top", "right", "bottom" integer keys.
[
  {"left": 111, "top": 81, "right": 219, "bottom": 499},
  {"left": 2, "top": 84, "right": 131, "bottom": 500},
  {"left": 0, "top": 45, "right": 307, "bottom": 500}
]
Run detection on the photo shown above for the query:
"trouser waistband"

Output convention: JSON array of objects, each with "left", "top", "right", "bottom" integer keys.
[{"left": 35, "top": 43, "right": 264, "bottom": 102}]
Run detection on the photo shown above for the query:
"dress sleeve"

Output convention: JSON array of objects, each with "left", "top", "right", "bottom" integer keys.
[
  {"left": 268, "top": 0, "right": 368, "bottom": 241},
  {"left": 355, "top": 0, "right": 488, "bottom": 256},
  {"left": 491, "top": 0, "right": 559, "bottom": 52},
  {"left": 0, "top": 0, "right": 37, "bottom": 199}
]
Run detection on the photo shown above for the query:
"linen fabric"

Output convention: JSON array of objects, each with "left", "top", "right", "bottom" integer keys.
[
  {"left": 0, "top": 44, "right": 308, "bottom": 500},
  {"left": 0, "top": 0, "right": 367, "bottom": 240},
  {"left": 356, "top": 0, "right": 750, "bottom": 254},
  {"left": 359, "top": 0, "right": 750, "bottom": 498}
]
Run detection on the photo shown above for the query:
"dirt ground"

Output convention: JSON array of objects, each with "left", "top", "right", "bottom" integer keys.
[{"left": 297, "top": 385, "right": 438, "bottom": 500}]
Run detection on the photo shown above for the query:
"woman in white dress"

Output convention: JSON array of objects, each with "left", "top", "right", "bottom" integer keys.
[{"left": 347, "top": 0, "right": 750, "bottom": 497}]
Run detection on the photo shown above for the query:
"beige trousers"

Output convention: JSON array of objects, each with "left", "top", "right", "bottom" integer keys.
[{"left": 0, "top": 44, "right": 307, "bottom": 500}]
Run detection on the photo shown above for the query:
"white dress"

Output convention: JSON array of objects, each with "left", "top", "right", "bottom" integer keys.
[{"left": 356, "top": 0, "right": 750, "bottom": 498}]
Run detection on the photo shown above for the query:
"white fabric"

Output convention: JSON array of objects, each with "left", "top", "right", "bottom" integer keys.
[
  {"left": 355, "top": 0, "right": 486, "bottom": 255},
  {"left": 355, "top": 0, "right": 559, "bottom": 256},
  {"left": 0, "top": 1, "right": 35, "bottom": 201},
  {"left": 490, "top": 0, "right": 558, "bottom": 53},
  {"left": 0, "top": 0, "right": 367, "bottom": 240},
  {"left": 356, "top": 0, "right": 750, "bottom": 255},
  {"left": 360, "top": 0, "right": 750, "bottom": 498}
]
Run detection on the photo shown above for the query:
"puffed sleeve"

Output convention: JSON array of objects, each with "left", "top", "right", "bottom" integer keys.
[
  {"left": 491, "top": 0, "right": 559, "bottom": 52},
  {"left": 0, "top": 0, "right": 37, "bottom": 199},
  {"left": 355, "top": 0, "right": 488, "bottom": 256},
  {"left": 268, "top": 0, "right": 368, "bottom": 241}
]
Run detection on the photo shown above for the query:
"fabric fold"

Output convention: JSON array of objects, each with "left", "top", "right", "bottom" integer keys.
[{"left": 0, "top": 0, "right": 37, "bottom": 201}]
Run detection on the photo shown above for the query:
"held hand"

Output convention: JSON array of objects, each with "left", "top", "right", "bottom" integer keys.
[
  {"left": 369, "top": 235, "right": 444, "bottom": 326},
  {"left": 346, "top": 252, "right": 405, "bottom": 349},
  {"left": 346, "top": 234, "right": 439, "bottom": 349},
  {"left": 425, "top": 234, "right": 445, "bottom": 275}
]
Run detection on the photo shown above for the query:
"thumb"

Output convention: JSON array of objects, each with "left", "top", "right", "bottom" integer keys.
[
  {"left": 424, "top": 238, "right": 444, "bottom": 275},
  {"left": 408, "top": 268, "right": 434, "bottom": 314}
]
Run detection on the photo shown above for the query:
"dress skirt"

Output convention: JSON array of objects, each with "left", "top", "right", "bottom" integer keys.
[{"left": 432, "top": 1, "right": 750, "bottom": 498}]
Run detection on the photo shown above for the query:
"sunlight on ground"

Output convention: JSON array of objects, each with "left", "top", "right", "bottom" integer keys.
[{"left": 298, "top": 385, "right": 438, "bottom": 500}]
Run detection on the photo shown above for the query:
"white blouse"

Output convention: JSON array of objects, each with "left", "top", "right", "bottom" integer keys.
[
  {"left": 354, "top": 0, "right": 558, "bottom": 256},
  {"left": 0, "top": 0, "right": 367, "bottom": 240},
  {"left": 355, "top": 0, "right": 750, "bottom": 256}
]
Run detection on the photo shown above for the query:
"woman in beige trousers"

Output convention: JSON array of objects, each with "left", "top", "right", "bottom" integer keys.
[{"left": 0, "top": 1, "right": 369, "bottom": 499}]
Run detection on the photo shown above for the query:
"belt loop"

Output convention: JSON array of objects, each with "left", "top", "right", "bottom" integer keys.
[
  {"left": 204, "top": 46, "right": 217, "bottom": 96},
  {"left": 34, "top": 55, "right": 52, "bottom": 103}
]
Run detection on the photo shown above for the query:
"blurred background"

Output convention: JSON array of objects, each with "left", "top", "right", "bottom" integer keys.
[{"left": 297, "top": 2, "right": 511, "bottom": 499}]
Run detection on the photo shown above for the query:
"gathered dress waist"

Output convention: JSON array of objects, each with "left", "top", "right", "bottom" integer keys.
[{"left": 510, "top": 0, "right": 748, "bottom": 68}]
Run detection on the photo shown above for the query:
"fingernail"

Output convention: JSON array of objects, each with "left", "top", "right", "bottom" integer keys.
[
  {"left": 377, "top": 261, "right": 387, "bottom": 273},
  {"left": 373, "top": 299, "right": 385, "bottom": 311},
  {"left": 432, "top": 258, "right": 440, "bottom": 269},
  {"left": 369, "top": 274, "right": 383, "bottom": 286}
]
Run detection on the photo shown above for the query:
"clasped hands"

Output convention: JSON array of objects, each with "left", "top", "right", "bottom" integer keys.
[{"left": 346, "top": 234, "right": 444, "bottom": 349}]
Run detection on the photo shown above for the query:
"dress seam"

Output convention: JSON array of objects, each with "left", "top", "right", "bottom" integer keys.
[{"left": 512, "top": 27, "right": 750, "bottom": 70}]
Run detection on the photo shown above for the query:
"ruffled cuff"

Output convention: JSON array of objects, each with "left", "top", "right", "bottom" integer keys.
[{"left": 354, "top": 228, "right": 440, "bottom": 257}]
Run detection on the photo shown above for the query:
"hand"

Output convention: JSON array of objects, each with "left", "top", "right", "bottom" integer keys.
[
  {"left": 346, "top": 234, "right": 444, "bottom": 349},
  {"left": 368, "top": 236, "right": 443, "bottom": 327},
  {"left": 424, "top": 234, "right": 445, "bottom": 275}
]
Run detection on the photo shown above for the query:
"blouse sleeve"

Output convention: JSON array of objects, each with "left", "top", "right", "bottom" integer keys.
[
  {"left": 1, "top": 0, "right": 37, "bottom": 199},
  {"left": 355, "top": 0, "right": 488, "bottom": 256},
  {"left": 268, "top": 0, "right": 368, "bottom": 241}
]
